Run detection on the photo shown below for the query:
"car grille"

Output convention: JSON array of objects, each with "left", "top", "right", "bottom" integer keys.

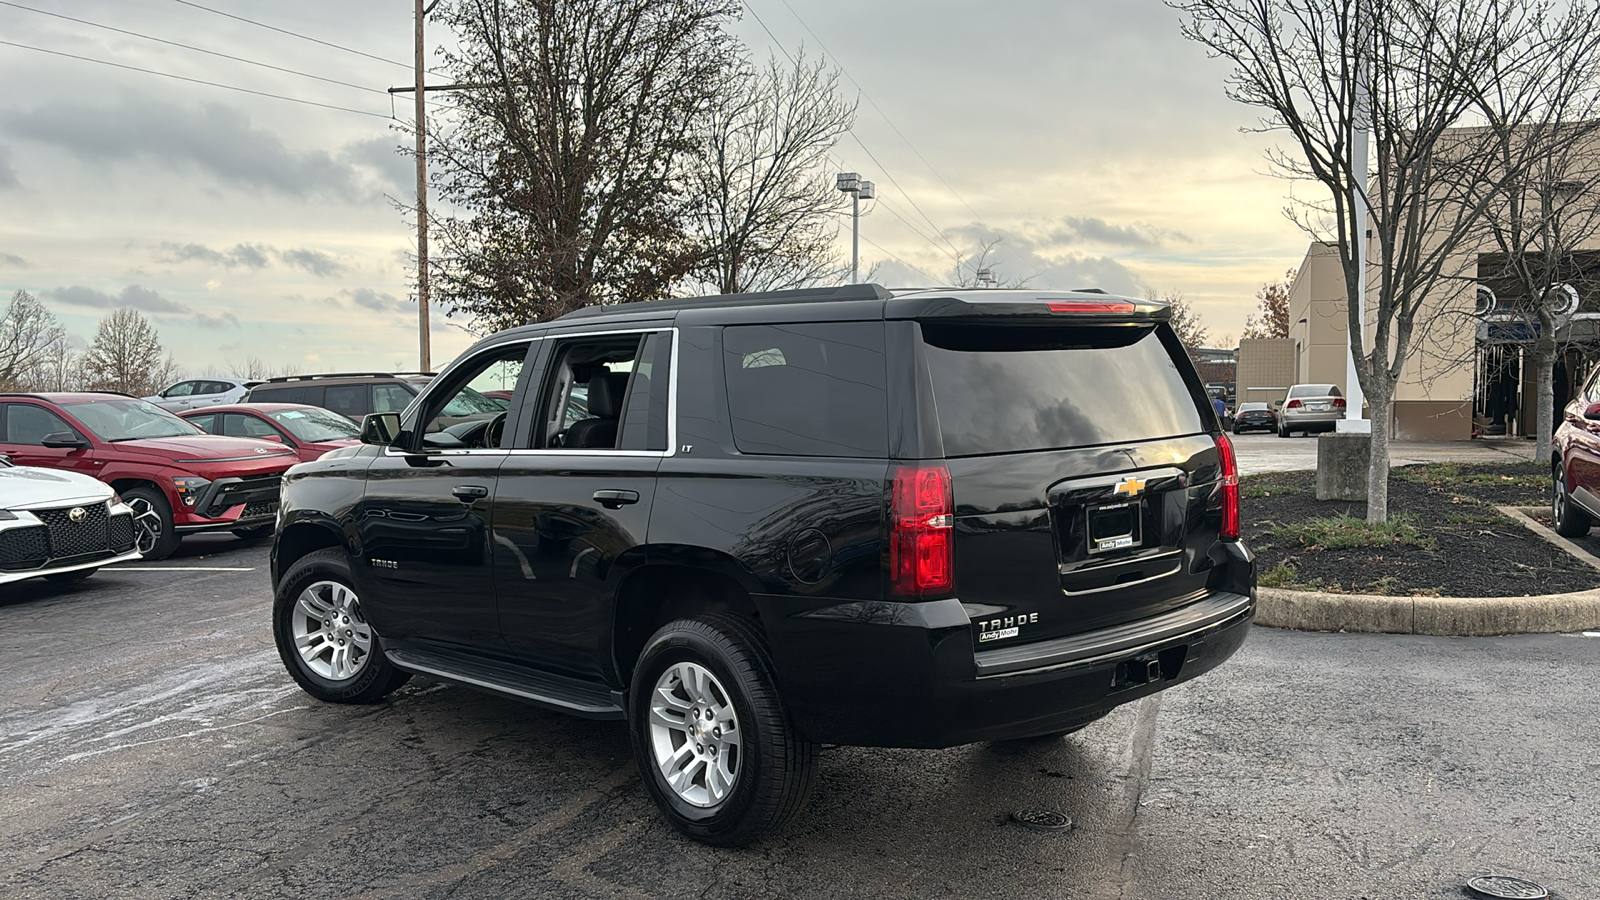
[
  {"left": 109, "top": 512, "right": 136, "bottom": 553},
  {"left": 33, "top": 503, "right": 112, "bottom": 558},
  {"left": 0, "top": 525, "right": 51, "bottom": 571},
  {"left": 200, "top": 473, "right": 284, "bottom": 518}
]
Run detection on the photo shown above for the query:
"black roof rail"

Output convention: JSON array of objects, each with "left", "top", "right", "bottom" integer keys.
[
  {"left": 552, "top": 283, "right": 894, "bottom": 321},
  {"left": 0, "top": 390, "right": 135, "bottom": 399},
  {"left": 261, "top": 372, "right": 398, "bottom": 383}
]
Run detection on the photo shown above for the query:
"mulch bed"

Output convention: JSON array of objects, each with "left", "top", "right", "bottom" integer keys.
[{"left": 1243, "top": 462, "right": 1599, "bottom": 597}]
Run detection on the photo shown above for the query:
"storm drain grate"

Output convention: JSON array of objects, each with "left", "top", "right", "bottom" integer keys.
[
  {"left": 1009, "top": 809, "right": 1072, "bottom": 833},
  {"left": 1466, "top": 875, "right": 1549, "bottom": 899}
]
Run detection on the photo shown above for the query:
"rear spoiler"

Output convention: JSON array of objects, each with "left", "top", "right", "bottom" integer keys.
[{"left": 884, "top": 291, "right": 1171, "bottom": 322}]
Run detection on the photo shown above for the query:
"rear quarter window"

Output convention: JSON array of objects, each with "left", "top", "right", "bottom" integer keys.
[
  {"left": 920, "top": 322, "right": 1205, "bottom": 456},
  {"left": 722, "top": 322, "right": 888, "bottom": 458}
]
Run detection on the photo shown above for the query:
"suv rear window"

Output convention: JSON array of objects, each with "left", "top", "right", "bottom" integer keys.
[
  {"left": 920, "top": 323, "right": 1204, "bottom": 457},
  {"left": 723, "top": 322, "right": 888, "bottom": 458}
]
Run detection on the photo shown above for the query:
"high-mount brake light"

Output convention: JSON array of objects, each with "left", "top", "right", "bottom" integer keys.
[
  {"left": 890, "top": 464, "right": 954, "bottom": 597},
  {"left": 1215, "top": 433, "right": 1240, "bottom": 540},
  {"left": 1047, "top": 301, "right": 1136, "bottom": 314}
]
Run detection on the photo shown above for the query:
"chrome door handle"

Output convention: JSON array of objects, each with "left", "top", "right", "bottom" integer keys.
[
  {"left": 452, "top": 485, "right": 490, "bottom": 503},
  {"left": 592, "top": 490, "right": 640, "bottom": 509}
]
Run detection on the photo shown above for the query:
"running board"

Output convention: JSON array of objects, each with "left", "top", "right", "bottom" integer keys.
[{"left": 385, "top": 646, "right": 625, "bottom": 719}]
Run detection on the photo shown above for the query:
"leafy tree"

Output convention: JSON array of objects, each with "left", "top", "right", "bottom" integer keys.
[
  {"left": 0, "top": 290, "right": 67, "bottom": 391},
  {"left": 1242, "top": 269, "right": 1295, "bottom": 340},
  {"left": 431, "top": 0, "right": 740, "bottom": 332},
  {"left": 83, "top": 309, "right": 180, "bottom": 396},
  {"left": 689, "top": 49, "right": 856, "bottom": 294}
]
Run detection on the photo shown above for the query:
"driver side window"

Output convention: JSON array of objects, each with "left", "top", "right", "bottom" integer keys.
[{"left": 415, "top": 341, "right": 533, "bottom": 450}]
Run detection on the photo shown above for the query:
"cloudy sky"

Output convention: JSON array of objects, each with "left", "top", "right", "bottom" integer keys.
[{"left": 0, "top": 0, "right": 1310, "bottom": 376}]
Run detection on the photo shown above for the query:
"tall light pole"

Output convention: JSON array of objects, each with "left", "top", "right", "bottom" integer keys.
[
  {"left": 413, "top": 0, "right": 433, "bottom": 373},
  {"left": 836, "top": 172, "right": 874, "bottom": 283}
]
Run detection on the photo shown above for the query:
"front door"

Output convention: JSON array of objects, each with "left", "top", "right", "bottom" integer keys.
[
  {"left": 493, "top": 327, "right": 672, "bottom": 680},
  {"left": 0, "top": 402, "right": 99, "bottom": 479},
  {"left": 351, "top": 341, "right": 536, "bottom": 651}
]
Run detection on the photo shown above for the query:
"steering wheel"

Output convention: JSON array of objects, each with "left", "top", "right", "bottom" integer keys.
[{"left": 485, "top": 412, "right": 507, "bottom": 449}]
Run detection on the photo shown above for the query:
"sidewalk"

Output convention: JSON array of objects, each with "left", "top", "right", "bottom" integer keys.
[{"left": 1231, "top": 433, "right": 1532, "bottom": 477}]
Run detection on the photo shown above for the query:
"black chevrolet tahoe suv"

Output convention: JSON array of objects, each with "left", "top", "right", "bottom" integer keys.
[{"left": 269, "top": 284, "right": 1255, "bottom": 845}]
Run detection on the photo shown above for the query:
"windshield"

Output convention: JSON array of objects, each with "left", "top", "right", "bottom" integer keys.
[
  {"left": 267, "top": 407, "right": 360, "bottom": 442},
  {"left": 68, "top": 399, "right": 203, "bottom": 442},
  {"left": 440, "top": 385, "right": 504, "bottom": 417}
]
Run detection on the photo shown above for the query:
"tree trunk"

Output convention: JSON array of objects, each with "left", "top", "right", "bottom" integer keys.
[
  {"left": 1531, "top": 319, "right": 1557, "bottom": 464},
  {"left": 1365, "top": 377, "right": 1394, "bottom": 525}
]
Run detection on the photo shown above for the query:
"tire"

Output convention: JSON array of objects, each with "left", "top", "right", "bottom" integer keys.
[
  {"left": 122, "top": 485, "right": 181, "bottom": 561},
  {"left": 1278, "top": 423, "right": 1290, "bottom": 438},
  {"left": 44, "top": 568, "right": 98, "bottom": 584},
  {"left": 629, "top": 614, "right": 816, "bottom": 847},
  {"left": 232, "top": 525, "right": 273, "bottom": 542},
  {"left": 272, "top": 548, "right": 410, "bottom": 704},
  {"left": 1553, "top": 461, "right": 1592, "bottom": 537}
]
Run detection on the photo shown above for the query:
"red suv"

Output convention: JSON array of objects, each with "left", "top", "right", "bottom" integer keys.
[
  {"left": 179, "top": 403, "right": 361, "bottom": 464},
  {"left": 0, "top": 393, "right": 298, "bottom": 559}
]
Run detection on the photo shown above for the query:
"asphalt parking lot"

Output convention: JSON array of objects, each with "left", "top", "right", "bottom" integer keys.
[{"left": 2, "top": 536, "right": 1596, "bottom": 899}]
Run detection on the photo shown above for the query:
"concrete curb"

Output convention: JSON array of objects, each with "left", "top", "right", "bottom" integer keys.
[{"left": 1256, "top": 587, "right": 1600, "bottom": 636}]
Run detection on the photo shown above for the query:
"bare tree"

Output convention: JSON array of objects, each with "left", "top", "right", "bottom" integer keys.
[
  {"left": 1149, "top": 288, "right": 1210, "bottom": 350},
  {"left": 1170, "top": 0, "right": 1598, "bottom": 521},
  {"left": 26, "top": 333, "right": 80, "bottom": 392},
  {"left": 83, "top": 309, "right": 180, "bottom": 396},
  {"left": 950, "top": 240, "right": 1032, "bottom": 288},
  {"left": 430, "top": 0, "right": 740, "bottom": 332},
  {"left": 0, "top": 290, "right": 67, "bottom": 391},
  {"left": 688, "top": 49, "right": 856, "bottom": 294},
  {"left": 1242, "top": 269, "right": 1295, "bottom": 339},
  {"left": 226, "top": 356, "right": 294, "bottom": 380}
]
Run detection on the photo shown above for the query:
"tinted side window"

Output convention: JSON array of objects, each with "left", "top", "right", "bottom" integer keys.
[
  {"left": 921, "top": 323, "right": 1205, "bottom": 457},
  {"left": 618, "top": 332, "right": 671, "bottom": 451},
  {"left": 186, "top": 413, "right": 218, "bottom": 432},
  {"left": 324, "top": 385, "right": 366, "bottom": 418},
  {"left": 722, "top": 322, "right": 888, "bottom": 458},
  {"left": 3, "top": 404, "right": 76, "bottom": 444},
  {"left": 372, "top": 383, "right": 414, "bottom": 414},
  {"left": 165, "top": 381, "right": 197, "bottom": 398}
]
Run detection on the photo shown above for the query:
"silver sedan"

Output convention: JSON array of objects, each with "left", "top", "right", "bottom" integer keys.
[{"left": 1277, "top": 383, "right": 1346, "bottom": 436}]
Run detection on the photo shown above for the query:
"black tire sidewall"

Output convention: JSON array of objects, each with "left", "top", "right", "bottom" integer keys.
[
  {"left": 629, "top": 619, "right": 774, "bottom": 834},
  {"left": 273, "top": 548, "right": 404, "bottom": 703},
  {"left": 1554, "top": 462, "right": 1592, "bottom": 536},
  {"left": 123, "top": 485, "right": 180, "bottom": 561}
]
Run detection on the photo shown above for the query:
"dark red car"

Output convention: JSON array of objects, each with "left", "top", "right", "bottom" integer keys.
[
  {"left": 179, "top": 403, "right": 361, "bottom": 464},
  {"left": 1553, "top": 376, "right": 1600, "bottom": 536},
  {"left": 0, "top": 393, "right": 297, "bottom": 559}
]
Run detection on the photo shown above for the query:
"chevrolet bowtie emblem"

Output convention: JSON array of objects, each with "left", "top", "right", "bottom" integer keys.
[{"left": 1113, "top": 476, "right": 1146, "bottom": 497}]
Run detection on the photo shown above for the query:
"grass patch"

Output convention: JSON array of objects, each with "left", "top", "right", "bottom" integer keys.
[
  {"left": 1241, "top": 480, "right": 1305, "bottom": 499},
  {"left": 1259, "top": 562, "right": 1298, "bottom": 587},
  {"left": 1270, "top": 513, "right": 1438, "bottom": 551},
  {"left": 1394, "top": 462, "right": 1544, "bottom": 491},
  {"left": 1442, "top": 510, "right": 1515, "bottom": 526}
]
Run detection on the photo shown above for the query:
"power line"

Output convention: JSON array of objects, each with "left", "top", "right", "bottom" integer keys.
[
  {"left": 170, "top": 0, "right": 413, "bottom": 72},
  {"left": 0, "top": 1, "right": 391, "bottom": 97},
  {"left": 773, "top": 0, "right": 990, "bottom": 231},
  {"left": 741, "top": 2, "right": 965, "bottom": 266},
  {"left": 741, "top": 2, "right": 962, "bottom": 269},
  {"left": 0, "top": 39, "right": 392, "bottom": 119}
]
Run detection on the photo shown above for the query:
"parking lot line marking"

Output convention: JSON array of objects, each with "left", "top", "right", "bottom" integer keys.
[
  {"left": 1583, "top": 631, "right": 1600, "bottom": 638},
  {"left": 118, "top": 566, "right": 256, "bottom": 572}
]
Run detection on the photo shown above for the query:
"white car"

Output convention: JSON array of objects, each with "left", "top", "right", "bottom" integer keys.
[
  {"left": 0, "top": 455, "right": 142, "bottom": 585},
  {"left": 143, "top": 378, "right": 261, "bottom": 412}
]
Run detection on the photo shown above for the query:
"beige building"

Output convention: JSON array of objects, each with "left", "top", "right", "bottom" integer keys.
[{"left": 1235, "top": 338, "right": 1295, "bottom": 409}]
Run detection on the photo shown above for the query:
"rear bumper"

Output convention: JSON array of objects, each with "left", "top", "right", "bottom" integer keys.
[
  {"left": 760, "top": 542, "right": 1257, "bottom": 748},
  {"left": 1281, "top": 411, "right": 1341, "bottom": 429}
]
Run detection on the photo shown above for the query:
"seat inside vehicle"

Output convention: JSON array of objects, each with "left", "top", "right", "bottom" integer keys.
[{"left": 565, "top": 373, "right": 630, "bottom": 449}]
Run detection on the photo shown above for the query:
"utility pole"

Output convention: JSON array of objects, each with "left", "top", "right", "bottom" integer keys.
[{"left": 413, "top": 0, "right": 431, "bottom": 373}]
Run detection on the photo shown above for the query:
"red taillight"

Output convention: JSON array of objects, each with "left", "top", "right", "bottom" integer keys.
[
  {"left": 1285, "top": 399, "right": 1302, "bottom": 409},
  {"left": 1215, "top": 433, "right": 1240, "bottom": 540},
  {"left": 1332, "top": 397, "right": 1347, "bottom": 408},
  {"left": 890, "top": 464, "right": 954, "bottom": 597},
  {"left": 1047, "top": 301, "right": 1136, "bottom": 313}
]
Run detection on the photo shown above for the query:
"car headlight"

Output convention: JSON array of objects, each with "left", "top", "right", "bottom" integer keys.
[
  {"left": 172, "top": 476, "right": 211, "bottom": 507},
  {"left": 0, "top": 509, "right": 16, "bottom": 521}
]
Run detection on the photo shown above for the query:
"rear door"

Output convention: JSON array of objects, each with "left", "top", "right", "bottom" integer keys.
[{"left": 913, "top": 320, "right": 1225, "bottom": 650}]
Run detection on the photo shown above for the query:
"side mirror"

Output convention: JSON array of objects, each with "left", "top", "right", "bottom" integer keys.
[
  {"left": 40, "top": 432, "right": 88, "bottom": 450},
  {"left": 361, "top": 412, "right": 402, "bottom": 446},
  {"left": 1584, "top": 402, "right": 1600, "bottom": 421}
]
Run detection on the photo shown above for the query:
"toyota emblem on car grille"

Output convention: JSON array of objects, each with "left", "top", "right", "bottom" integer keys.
[{"left": 68, "top": 506, "right": 87, "bottom": 523}]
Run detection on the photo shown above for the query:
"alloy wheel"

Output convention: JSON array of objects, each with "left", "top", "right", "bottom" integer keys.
[
  {"left": 291, "top": 580, "right": 374, "bottom": 682},
  {"left": 648, "top": 661, "right": 742, "bottom": 808},
  {"left": 1555, "top": 465, "right": 1568, "bottom": 522},
  {"left": 127, "top": 497, "right": 163, "bottom": 556}
]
